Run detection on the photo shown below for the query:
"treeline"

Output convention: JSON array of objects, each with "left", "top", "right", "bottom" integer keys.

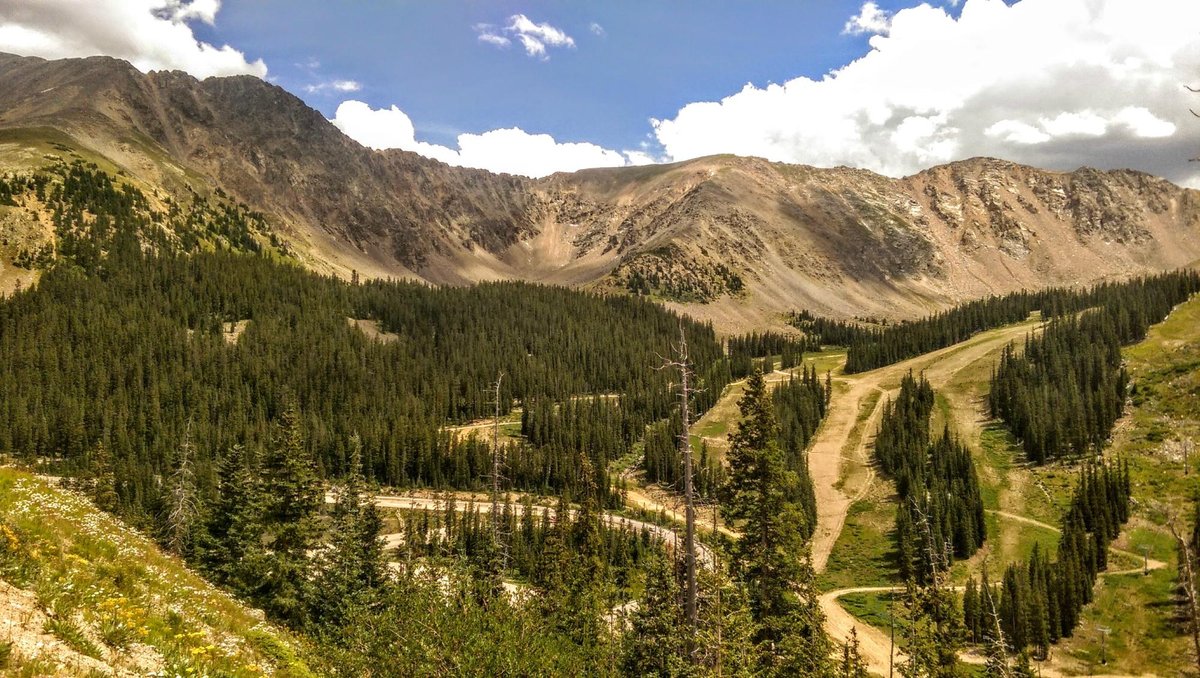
[
  {"left": 21, "top": 161, "right": 280, "bottom": 271},
  {"left": 773, "top": 366, "right": 831, "bottom": 539},
  {"left": 962, "top": 460, "right": 1131, "bottom": 657},
  {"left": 990, "top": 272, "right": 1200, "bottom": 463},
  {"left": 788, "top": 271, "right": 1200, "bottom": 374},
  {"left": 786, "top": 309, "right": 874, "bottom": 348},
  {"left": 728, "top": 331, "right": 819, "bottom": 374},
  {"left": 874, "top": 372, "right": 986, "bottom": 582}
]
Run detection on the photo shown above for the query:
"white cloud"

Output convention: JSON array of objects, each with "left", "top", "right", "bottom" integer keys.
[
  {"left": 304, "top": 79, "right": 361, "bottom": 94},
  {"left": 985, "top": 120, "right": 1051, "bottom": 145},
  {"left": 1039, "top": 110, "right": 1108, "bottom": 138},
  {"left": 1113, "top": 107, "right": 1176, "bottom": 138},
  {"left": 477, "top": 32, "right": 510, "bottom": 48},
  {"left": 652, "top": 0, "right": 1200, "bottom": 184},
  {"left": 843, "top": 2, "right": 892, "bottom": 36},
  {"left": 332, "top": 100, "right": 641, "bottom": 178},
  {"left": 590, "top": 22, "right": 606, "bottom": 37},
  {"left": 0, "top": 0, "right": 266, "bottom": 79},
  {"left": 476, "top": 15, "right": 575, "bottom": 60}
]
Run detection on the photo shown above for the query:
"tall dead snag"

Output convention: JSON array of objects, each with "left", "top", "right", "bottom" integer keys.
[
  {"left": 489, "top": 373, "right": 507, "bottom": 575},
  {"left": 660, "top": 322, "right": 699, "bottom": 657},
  {"left": 166, "top": 421, "right": 199, "bottom": 555},
  {"left": 1168, "top": 513, "right": 1200, "bottom": 673}
]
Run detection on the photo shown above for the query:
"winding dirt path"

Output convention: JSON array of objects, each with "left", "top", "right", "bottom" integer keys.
[
  {"left": 353, "top": 491, "right": 718, "bottom": 568},
  {"left": 809, "top": 321, "right": 1045, "bottom": 675},
  {"left": 820, "top": 523, "right": 1167, "bottom": 677},
  {"left": 807, "top": 317, "right": 1174, "bottom": 677},
  {"left": 809, "top": 321, "right": 1042, "bottom": 574}
]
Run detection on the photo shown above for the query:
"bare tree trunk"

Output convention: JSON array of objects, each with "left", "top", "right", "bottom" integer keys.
[
  {"left": 167, "top": 421, "right": 198, "bottom": 555},
  {"left": 1169, "top": 517, "right": 1200, "bottom": 673},
  {"left": 679, "top": 327, "right": 697, "bottom": 635},
  {"left": 490, "top": 373, "right": 505, "bottom": 568},
  {"left": 661, "top": 323, "right": 698, "bottom": 661}
]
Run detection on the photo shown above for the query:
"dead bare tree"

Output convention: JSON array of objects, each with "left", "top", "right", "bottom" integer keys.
[
  {"left": 166, "top": 421, "right": 199, "bottom": 555},
  {"left": 980, "top": 562, "right": 1013, "bottom": 678},
  {"left": 658, "top": 322, "right": 699, "bottom": 659},
  {"left": 1168, "top": 511, "right": 1200, "bottom": 673},
  {"left": 489, "top": 373, "right": 508, "bottom": 571}
]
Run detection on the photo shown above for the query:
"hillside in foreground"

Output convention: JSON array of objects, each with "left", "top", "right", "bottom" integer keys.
[{"left": 0, "top": 466, "right": 314, "bottom": 676}]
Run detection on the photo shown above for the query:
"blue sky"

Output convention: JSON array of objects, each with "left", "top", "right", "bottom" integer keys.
[
  {"left": 193, "top": 1, "right": 896, "bottom": 152},
  {"left": 2, "top": 0, "right": 1199, "bottom": 183}
]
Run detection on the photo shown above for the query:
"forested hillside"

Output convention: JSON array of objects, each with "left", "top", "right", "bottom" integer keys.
[
  {"left": 790, "top": 270, "right": 1200, "bottom": 374},
  {"left": 990, "top": 274, "right": 1200, "bottom": 462},
  {"left": 0, "top": 157, "right": 857, "bottom": 675},
  {"left": 0, "top": 163, "right": 746, "bottom": 518}
]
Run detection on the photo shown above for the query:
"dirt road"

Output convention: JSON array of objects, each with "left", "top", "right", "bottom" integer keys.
[
  {"left": 808, "top": 321, "right": 1042, "bottom": 575},
  {"left": 808, "top": 321, "right": 1045, "bottom": 675},
  {"left": 353, "top": 491, "right": 717, "bottom": 568}
]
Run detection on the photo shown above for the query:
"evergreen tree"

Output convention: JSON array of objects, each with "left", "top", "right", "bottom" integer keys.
[
  {"left": 310, "top": 433, "right": 387, "bottom": 628},
  {"left": 722, "top": 368, "right": 830, "bottom": 675},
  {"left": 201, "top": 443, "right": 268, "bottom": 597},
  {"left": 622, "top": 554, "right": 688, "bottom": 677},
  {"left": 260, "top": 401, "right": 323, "bottom": 624},
  {"left": 839, "top": 628, "right": 868, "bottom": 678},
  {"left": 88, "top": 439, "right": 119, "bottom": 514}
]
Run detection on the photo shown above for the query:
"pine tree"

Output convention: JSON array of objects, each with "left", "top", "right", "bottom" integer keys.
[
  {"left": 261, "top": 400, "right": 323, "bottom": 624},
  {"left": 839, "top": 628, "right": 868, "bottom": 678},
  {"left": 722, "top": 368, "right": 830, "bottom": 675},
  {"left": 310, "top": 433, "right": 387, "bottom": 628},
  {"left": 201, "top": 443, "right": 267, "bottom": 597},
  {"left": 89, "top": 439, "right": 119, "bottom": 513},
  {"left": 622, "top": 554, "right": 687, "bottom": 676}
]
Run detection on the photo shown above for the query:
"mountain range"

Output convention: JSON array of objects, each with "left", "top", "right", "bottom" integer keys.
[{"left": 1, "top": 51, "right": 1197, "bottom": 331}]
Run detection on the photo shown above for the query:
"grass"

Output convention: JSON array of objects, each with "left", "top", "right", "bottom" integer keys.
[
  {"left": 817, "top": 498, "right": 899, "bottom": 592},
  {"left": 1053, "top": 526, "right": 1186, "bottom": 674},
  {"left": 832, "top": 294, "right": 1200, "bottom": 675},
  {"left": 838, "top": 590, "right": 900, "bottom": 630},
  {"left": 1037, "top": 295, "right": 1200, "bottom": 676},
  {"left": 0, "top": 466, "right": 315, "bottom": 676}
]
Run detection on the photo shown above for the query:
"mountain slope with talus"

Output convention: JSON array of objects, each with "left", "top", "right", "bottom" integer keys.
[{"left": 1, "top": 52, "right": 1197, "bottom": 332}]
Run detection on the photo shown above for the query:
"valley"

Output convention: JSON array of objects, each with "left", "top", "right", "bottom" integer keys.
[{"left": 0, "top": 46, "right": 1198, "bottom": 678}]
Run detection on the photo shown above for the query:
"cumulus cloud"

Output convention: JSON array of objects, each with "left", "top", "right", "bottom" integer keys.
[
  {"left": 590, "top": 22, "right": 606, "bottom": 37},
  {"left": 652, "top": 0, "right": 1200, "bottom": 186},
  {"left": 0, "top": 0, "right": 266, "bottom": 79},
  {"left": 843, "top": 2, "right": 892, "bottom": 36},
  {"left": 476, "top": 15, "right": 575, "bottom": 60},
  {"left": 332, "top": 100, "right": 645, "bottom": 178}
]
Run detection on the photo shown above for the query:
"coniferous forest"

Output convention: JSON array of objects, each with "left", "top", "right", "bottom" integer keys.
[
  {"left": 872, "top": 372, "right": 986, "bottom": 582},
  {"left": 789, "top": 271, "right": 1200, "bottom": 374},
  {"left": 989, "top": 274, "right": 1200, "bottom": 463},
  {"left": 0, "top": 162, "right": 856, "bottom": 675},
  {"left": 961, "top": 461, "right": 1132, "bottom": 658}
]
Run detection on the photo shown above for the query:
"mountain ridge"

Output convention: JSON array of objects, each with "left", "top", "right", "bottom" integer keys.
[{"left": 0, "top": 52, "right": 1197, "bottom": 331}]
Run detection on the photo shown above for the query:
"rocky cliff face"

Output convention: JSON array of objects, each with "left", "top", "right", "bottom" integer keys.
[{"left": 1, "top": 52, "right": 1197, "bottom": 331}]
